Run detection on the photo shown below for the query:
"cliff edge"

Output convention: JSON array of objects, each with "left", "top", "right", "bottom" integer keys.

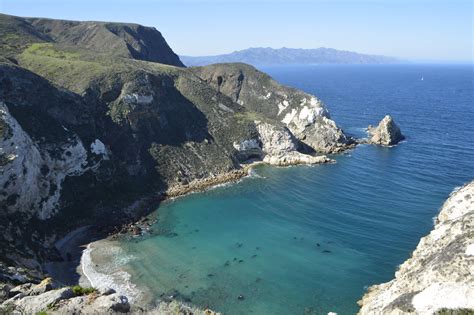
[{"left": 358, "top": 181, "right": 474, "bottom": 314}]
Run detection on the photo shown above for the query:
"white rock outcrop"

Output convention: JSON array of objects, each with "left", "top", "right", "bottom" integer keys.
[
  {"left": 0, "top": 102, "right": 88, "bottom": 220},
  {"left": 233, "top": 122, "right": 333, "bottom": 166},
  {"left": 278, "top": 96, "right": 350, "bottom": 153},
  {"left": 358, "top": 181, "right": 474, "bottom": 315}
]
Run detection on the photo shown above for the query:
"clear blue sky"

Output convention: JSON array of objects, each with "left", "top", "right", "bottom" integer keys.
[{"left": 1, "top": 0, "right": 472, "bottom": 61}]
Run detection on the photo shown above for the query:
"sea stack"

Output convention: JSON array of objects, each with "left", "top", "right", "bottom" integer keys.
[
  {"left": 367, "top": 115, "right": 404, "bottom": 146},
  {"left": 358, "top": 181, "right": 474, "bottom": 314}
]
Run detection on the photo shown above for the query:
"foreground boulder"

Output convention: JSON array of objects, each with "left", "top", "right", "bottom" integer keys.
[
  {"left": 367, "top": 115, "right": 404, "bottom": 146},
  {"left": 358, "top": 181, "right": 474, "bottom": 314},
  {"left": 0, "top": 280, "right": 130, "bottom": 314},
  {"left": 0, "top": 279, "right": 220, "bottom": 314}
]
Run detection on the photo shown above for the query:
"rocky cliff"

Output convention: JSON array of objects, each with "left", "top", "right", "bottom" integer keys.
[
  {"left": 358, "top": 181, "right": 474, "bottom": 314},
  {"left": 0, "top": 13, "right": 353, "bottom": 283},
  {"left": 191, "top": 63, "right": 353, "bottom": 153}
]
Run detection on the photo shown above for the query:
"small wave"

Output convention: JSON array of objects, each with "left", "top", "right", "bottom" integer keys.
[
  {"left": 248, "top": 168, "right": 265, "bottom": 178},
  {"left": 81, "top": 242, "right": 142, "bottom": 303},
  {"left": 451, "top": 185, "right": 463, "bottom": 195}
]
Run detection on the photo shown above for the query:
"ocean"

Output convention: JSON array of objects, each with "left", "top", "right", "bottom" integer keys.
[{"left": 88, "top": 64, "right": 474, "bottom": 314}]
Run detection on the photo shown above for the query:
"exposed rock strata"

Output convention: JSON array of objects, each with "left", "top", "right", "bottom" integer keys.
[
  {"left": 367, "top": 115, "right": 405, "bottom": 146},
  {"left": 358, "top": 181, "right": 474, "bottom": 314}
]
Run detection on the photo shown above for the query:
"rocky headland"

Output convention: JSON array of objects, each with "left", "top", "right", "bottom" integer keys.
[{"left": 358, "top": 181, "right": 474, "bottom": 314}]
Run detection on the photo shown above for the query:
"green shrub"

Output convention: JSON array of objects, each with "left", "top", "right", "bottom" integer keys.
[{"left": 71, "top": 285, "right": 96, "bottom": 296}]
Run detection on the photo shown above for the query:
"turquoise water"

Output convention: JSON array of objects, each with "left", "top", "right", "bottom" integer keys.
[{"left": 112, "top": 65, "right": 474, "bottom": 314}]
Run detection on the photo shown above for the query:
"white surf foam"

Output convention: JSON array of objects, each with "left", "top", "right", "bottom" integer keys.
[{"left": 81, "top": 242, "right": 142, "bottom": 303}]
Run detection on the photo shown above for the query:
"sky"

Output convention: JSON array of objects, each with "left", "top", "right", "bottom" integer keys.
[{"left": 0, "top": 0, "right": 472, "bottom": 62}]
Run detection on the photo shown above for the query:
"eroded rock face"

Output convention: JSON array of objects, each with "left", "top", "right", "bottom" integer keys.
[
  {"left": 367, "top": 115, "right": 404, "bottom": 146},
  {"left": 358, "top": 181, "right": 474, "bottom": 314},
  {"left": 0, "top": 102, "right": 88, "bottom": 220},
  {"left": 191, "top": 63, "right": 353, "bottom": 153},
  {"left": 232, "top": 122, "right": 333, "bottom": 166}
]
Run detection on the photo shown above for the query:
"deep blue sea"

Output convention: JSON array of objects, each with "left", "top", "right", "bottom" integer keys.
[{"left": 97, "top": 65, "right": 474, "bottom": 314}]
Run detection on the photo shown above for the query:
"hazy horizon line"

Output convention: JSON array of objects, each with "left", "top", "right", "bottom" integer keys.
[{"left": 178, "top": 47, "right": 473, "bottom": 64}]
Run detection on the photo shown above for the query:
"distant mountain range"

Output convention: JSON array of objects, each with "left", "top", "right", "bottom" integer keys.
[{"left": 180, "top": 47, "right": 399, "bottom": 66}]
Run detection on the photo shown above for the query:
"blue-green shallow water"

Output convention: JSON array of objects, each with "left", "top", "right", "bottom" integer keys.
[{"left": 114, "top": 65, "right": 474, "bottom": 314}]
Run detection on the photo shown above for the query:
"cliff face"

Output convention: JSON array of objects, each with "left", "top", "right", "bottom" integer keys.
[
  {"left": 191, "top": 63, "right": 353, "bottom": 153},
  {"left": 358, "top": 181, "right": 474, "bottom": 314},
  {"left": 0, "top": 14, "right": 352, "bottom": 278}
]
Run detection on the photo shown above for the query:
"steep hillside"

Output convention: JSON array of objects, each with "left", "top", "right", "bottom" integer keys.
[{"left": 0, "top": 13, "right": 184, "bottom": 66}]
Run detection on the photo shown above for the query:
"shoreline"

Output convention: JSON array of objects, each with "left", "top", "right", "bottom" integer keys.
[
  {"left": 39, "top": 152, "right": 339, "bottom": 313},
  {"left": 71, "top": 157, "right": 335, "bottom": 308}
]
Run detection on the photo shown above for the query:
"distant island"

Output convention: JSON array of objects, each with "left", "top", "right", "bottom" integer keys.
[{"left": 180, "top": 47, "right": 400, "bottom": 67}]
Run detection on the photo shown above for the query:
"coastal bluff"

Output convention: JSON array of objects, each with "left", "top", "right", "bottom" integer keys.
[{"left": 358, "top": 181, "right": 474, "bottom": 314}]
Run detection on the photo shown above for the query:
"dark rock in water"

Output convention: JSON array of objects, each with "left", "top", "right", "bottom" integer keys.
[
  {"left": 238, "top": 294, "right": 245, "bottom": 301},
  {"left": 322, "top": 250, "right": 332, "bottom": 253},
  {"left": 233, "top": 257, "right": 237, "bottom": 261},
  {"left": 367, "top": 115, "right": 405, "bottom": 146},
  {"left": 238, "top": 259, "right": 244, "bottom": 263},
  {"left": 132, "top": 226, "right": 142, "bottom": 236},
  {"left": 316, "top": 243, "right": 320, "bottom": 247},
  {"left": 207, "top": 273, "right": 214, "bottom": 277},
  {"left": 251, "top": 254, "right": 258, "bottom": 258},
  {"left": 256, "top": 247, "right": 260, "bottom": 250},
  {"left": 224, "top": 261, "right": 230, "bottom": 266}
]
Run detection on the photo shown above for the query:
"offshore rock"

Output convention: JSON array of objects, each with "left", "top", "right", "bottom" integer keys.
[
  {"left": 358, "top": 181, "right": 474, "bottom": 314},
  {"left": 367, "top": 115, "right": 404, "bottom": 146}
]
